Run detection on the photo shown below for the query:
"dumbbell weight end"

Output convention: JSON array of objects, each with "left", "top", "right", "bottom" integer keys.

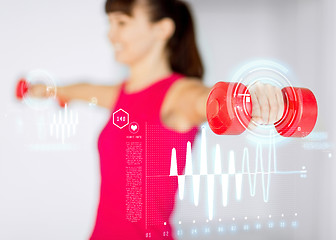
[{"left": 207, "top": 82, "right": 252, "bottom": 135}]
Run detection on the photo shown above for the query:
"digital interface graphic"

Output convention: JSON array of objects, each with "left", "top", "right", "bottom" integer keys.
[
  {"left": 134, "top": 121, "right": 310, "bottom": 239},
  {"left": 148, "top": 126, "right": 306, "bottom": 238},
  {"left": 169, "top": 128, "right": 307, "bottom": 210},
  {"left": 49, "top": 104, "right": 79, "bottom": 143}
]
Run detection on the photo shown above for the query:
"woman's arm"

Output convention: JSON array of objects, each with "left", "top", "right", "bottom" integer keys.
[
  {"left": 29, "top": 83, "right": 120, "bottom": 109},
  {"left": 161, "top": 78, "right": 211, "bottom": 131},
  {"left": 176, "top": 80, "right": 211, "bottom": 126}
]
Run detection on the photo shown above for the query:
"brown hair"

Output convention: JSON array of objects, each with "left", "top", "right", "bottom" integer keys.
[{"left": 105, "top": 0, "right": 204, "bottom": 79}]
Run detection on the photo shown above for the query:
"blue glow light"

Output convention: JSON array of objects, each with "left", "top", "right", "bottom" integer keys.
[
  {"left": 230, "top": 225, "right": 238, "bottom": 232},
  {"left": 280, "top": 221, "right": 286, "bottom": 228},
  {"left": 291, "top": 221, "right": 298, "bottom": 228},
  {"left": 204, "top": 227, "right": 210, "bottom": 234}
]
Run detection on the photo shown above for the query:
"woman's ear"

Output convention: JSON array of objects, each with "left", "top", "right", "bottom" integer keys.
[{"left": 155, "top": 18, "right": 175, "bottom": 41}]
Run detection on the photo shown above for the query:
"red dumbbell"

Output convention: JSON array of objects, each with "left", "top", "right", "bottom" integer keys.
[
  {"left": 16, "top": 78, "right": 29, "bottom": 99},
  {"left": 15, "top": 78, "right": 67, "bottom": 108},
  {"left": 206, "top": 82, "right": 318, "bottom": 137}
]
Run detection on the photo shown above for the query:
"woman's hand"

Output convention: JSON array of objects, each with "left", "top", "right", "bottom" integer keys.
[
  {"left": 249, "top": 82, "right": 285, "bottom": 126},
  {"left": 28, "top": 84, "right": 56, "bottom": 98}
]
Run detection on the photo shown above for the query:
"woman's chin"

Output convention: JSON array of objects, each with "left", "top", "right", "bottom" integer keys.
[{"left": 114, "top": 54, "right": 132, "bottom": 65}]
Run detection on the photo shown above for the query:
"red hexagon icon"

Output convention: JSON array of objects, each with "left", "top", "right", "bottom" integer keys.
[{"left": 113, "top": 108, "right": 129, "bottom": 129}]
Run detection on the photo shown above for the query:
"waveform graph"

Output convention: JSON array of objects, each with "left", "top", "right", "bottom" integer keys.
[
  {"left": 49, "top": 104, "right": 79, "bottom": 143},
  {"left": 169, "top": 127, "right": 307, "bottom": 221}
]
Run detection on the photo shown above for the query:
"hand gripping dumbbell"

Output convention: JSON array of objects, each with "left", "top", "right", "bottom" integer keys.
[
  {"left": 16, "top": 78, "right": 67, "bottom": 107},
  {"left": 206, "top": 82, "right": 318, "bottom": 137}
]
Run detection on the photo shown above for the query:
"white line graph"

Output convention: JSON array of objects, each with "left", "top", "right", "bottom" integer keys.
[
  {"left": 169, "top": 127, "right": 307, "bottom": 220},
  {"left": 49, "top": 104, "right": 79, "bottom": 143}
]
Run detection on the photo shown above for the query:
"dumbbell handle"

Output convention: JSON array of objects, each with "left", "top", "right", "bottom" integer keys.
[
  {"left": 16, "top": 78, "right": 67, "bottom": 107},
  {"left": 206, "top": 82, "right": 318, "bottom": 137}
]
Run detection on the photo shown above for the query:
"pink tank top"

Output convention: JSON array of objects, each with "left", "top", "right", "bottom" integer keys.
[{"left": 90, "top": 73, "right": 199, "bottom": 239}]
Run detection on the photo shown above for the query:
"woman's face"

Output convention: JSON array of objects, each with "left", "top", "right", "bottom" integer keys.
[{"left": 107, "top": 4, "right": 161, "bottom": 65}]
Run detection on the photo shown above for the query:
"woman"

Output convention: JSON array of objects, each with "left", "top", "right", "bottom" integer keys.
[{"left": 27, "top": 0, "right": 283, "bottom": 239}]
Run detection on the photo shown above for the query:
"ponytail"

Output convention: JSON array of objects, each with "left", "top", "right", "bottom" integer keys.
[
  {"left": 105, "top": 0, "right": 204, "bottom": 79},
  {"left": 167, "top": 1, "right": 203, "bottom": 79}
]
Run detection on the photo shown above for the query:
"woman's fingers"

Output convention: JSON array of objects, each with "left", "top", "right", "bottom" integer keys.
[
  {"left": 257, "top": 84, "right": 270, "bottom": 124},
  {"left": 249, "top": 83, "right": 284, "bottom": 125},
  {"left": 250, "top": 83, "right": 270, "bottom": 124},
  {"left": 250, "top": 90, "right": 263, "bottom": 124},
  {"left": 266, "top": 84, "right": 279, "bottom": 123},
  {"left": 275, "top": 87, "right": 285, "bottom": 121},
  {"left": 29, "top": 84, "right": 49, "bottom": 98}
]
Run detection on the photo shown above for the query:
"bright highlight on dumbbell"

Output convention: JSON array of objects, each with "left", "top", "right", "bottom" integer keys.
[{"left": 207, "top": 82, "right": 318, "bottom": 137}]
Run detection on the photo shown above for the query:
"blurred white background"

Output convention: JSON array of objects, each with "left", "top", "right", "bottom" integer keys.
[{"left": 0, "top": 0, "right": 335, "bottom": 239}]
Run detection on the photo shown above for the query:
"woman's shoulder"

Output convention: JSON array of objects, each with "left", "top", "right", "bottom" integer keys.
[
  {"left": 164, "top": 76, "right": 205, "bottom": 108},
  {"left": 179, "top": 76, "right": 202, "bottom": 82},
  {"left": 173, "top": 76, "right": 203, "bottom": 89},
  {"left": 161, "top": 75, "right": 207, "bottom": 131}
]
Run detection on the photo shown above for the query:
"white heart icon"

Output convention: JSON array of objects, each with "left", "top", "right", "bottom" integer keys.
[{"left": 131, "top": 125, "right": 137, "bottom": 131}]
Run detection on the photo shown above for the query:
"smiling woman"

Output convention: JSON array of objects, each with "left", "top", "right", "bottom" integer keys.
[
  {"left": 18, "top": 0, "right": 284, "bottom": 239},
  {"left": 105, "top": 0, "right": 204, "bottom": 79},
  {"left": 89, "top": 1, "right": 209, "bottom": 239}
]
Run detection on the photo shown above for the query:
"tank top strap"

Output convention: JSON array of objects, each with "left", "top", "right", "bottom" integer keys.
[{"left": 148, "top": 73, "right": 185, "bottom": 111}]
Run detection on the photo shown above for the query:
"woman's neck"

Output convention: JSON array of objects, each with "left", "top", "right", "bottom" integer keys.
[{"left": 126, "top": 51, "right": 173, "bottom": 92}]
